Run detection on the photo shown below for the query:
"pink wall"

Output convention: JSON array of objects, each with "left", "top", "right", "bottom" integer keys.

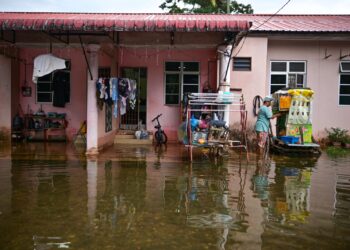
[
  {"left": 267, "top": 40, "right": 350, "bottom": 137},
  {"left": 0, "top": 55, "right": 12, "bottom": 139},
  {"left": 231, "top": 37, "right": 350, "bottom": 138},
  {"left": 231, "top": 37, "right": 269, "bottom": 127},
  {"left": 18, "top": 47, "right": 120, "bottom": 144},
  {"left": 11, "top": 57, "right": 20, "bottom": 127},
  {"left": 118, "top": 47, "right": 217, "bottom": 140},
  {"left": 19, "top": 48, "right": 88, "bottom": 140},
  {"left": 97, "top": 50, "right": 118, "bottom": 148},
  {"left": 17, "top": 46, "right": 217, "bottom": 143}
]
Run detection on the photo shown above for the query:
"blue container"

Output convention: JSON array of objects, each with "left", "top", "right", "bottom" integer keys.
[{"left": 280, "top": 136, "right": 299, "bottom": 144}]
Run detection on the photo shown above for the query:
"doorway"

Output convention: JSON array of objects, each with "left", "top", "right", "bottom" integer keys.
[{"left": 120, "top": 67, "right": 147, "bottom": 130}]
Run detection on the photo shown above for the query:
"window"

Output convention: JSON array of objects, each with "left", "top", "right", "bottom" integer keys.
[
  {"left": 339, "top": 61, "right": 350, "bottom": 105},
  {"left": 164, "top": 62, "right": 200, "bottom": 105},
  {"left": 36, "top": 61, "right": 71, "bottom": 103},
  {"left": 233, "top": 57, "right": 251, "bottom": 71},
  {"left": 270, "top": 61, "right": 306, "bottom": 93}
]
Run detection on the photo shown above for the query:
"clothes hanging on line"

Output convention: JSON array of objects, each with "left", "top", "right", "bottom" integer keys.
[
  {"left": 96, "top": 77, "right": 137, "bottom": 118},
  {"left": 32, "top": 54, "right": 66, "bottom": 83},
  {"left": 52, "top": 71, "right": 70, "bottom": 108},
  {"left": 129, "top": 80, "right": 137, "bottom": 110},
  {"left": 111, "top": 78, "right": 119, "bottom": 118}
]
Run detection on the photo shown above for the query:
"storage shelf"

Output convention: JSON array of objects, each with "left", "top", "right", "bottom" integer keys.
[{"left": 23, "top": 114, "right": 67, "bottom": 142}]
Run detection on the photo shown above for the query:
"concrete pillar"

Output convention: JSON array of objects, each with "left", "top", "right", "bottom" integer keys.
[
  {"left": 86, "top": 44, "right": 100, "bottom": 155},
  {"left": 218, "top": 45, "right": 232, "bottom": 124}
]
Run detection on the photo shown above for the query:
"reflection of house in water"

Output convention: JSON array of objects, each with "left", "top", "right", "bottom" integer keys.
[
  {"left": 266, "top": 159, "right": 315, "bottom": 224},
  {"left": 334, "top": 172, "right": 350, "bottom": 237},
  {"left": 162, "top": 162, "right": 266, "bottom": 249},
  {"left": 283, "top": 169, "right": 311, "bottom": 222},
  {"left": 95, "top": 160, "right": 147, "bottom": 234},
  {"left": 8, "top": 147, "right": 88, "bottom": 250}
]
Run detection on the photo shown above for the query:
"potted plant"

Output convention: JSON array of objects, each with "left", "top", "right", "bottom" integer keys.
[{"left": 325, "top": 127, "right": 348, "bottom": 147}]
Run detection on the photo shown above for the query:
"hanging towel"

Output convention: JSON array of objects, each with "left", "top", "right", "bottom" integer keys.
[
  {"left": 32, "top": 54, "right": 66, "bottom": 83},
  {"left": 99, "top": 78, "right": 107, "bottom": 99},
  {"left": 129, "top": 79, "right": 137, "bottom": 110},
  {"left": 120, "top": 96, "right": 127, "bottom": 115},
  {"left": 52, "top": 71, "right": 70, "bottom": 108},
  {"left": 111, "top": 78, "right": 119, "bottom": 118}
]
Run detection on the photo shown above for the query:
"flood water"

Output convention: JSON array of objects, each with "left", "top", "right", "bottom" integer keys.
[{"left": 0, "top": 143, "right": 349, "bottom": 250}]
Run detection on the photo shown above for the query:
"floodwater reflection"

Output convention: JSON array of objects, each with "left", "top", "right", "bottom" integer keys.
[{"left": 0, "top": 143, "right": 349, "bottom": 249}]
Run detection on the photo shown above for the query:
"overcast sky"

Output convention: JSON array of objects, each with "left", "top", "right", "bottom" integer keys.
[{"left": 0, "top": 0, "right": 349, "bottom": 14}]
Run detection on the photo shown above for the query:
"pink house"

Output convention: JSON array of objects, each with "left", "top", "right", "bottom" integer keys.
[{"left": 0, "top": 13, "right": 349, "bottom": 153}]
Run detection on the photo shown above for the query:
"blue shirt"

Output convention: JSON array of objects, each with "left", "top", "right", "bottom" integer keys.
[{"left": 255, "top": 105, "right": 272, "bottom": 132}]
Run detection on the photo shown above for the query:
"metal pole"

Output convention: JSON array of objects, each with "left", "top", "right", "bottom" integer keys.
[
  {"left": 79, "top": 35, "right": 93, "bottom": 81},
  {"left": 227, "top": 0, "right": 230, "bottom": 14}
]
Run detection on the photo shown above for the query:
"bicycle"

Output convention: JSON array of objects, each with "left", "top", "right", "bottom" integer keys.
[{"left": 152, "top": 113, "right": 168, "bottom": 145}]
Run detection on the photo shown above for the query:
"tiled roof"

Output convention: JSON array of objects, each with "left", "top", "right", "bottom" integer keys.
[
  {"left": 245, "top": 14, "right": 350, "bottom": 32},
  {"left": 0, "top": 12, "right": 251, "bottom": 32}
]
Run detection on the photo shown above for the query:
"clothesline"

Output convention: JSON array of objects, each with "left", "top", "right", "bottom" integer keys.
[{"left": 96, "top": 77, "right": 137, "bottom": 118}]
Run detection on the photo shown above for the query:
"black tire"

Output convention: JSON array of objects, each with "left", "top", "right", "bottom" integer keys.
[{"left": 155, "top": 131, "right": 168, "bottom": 144}]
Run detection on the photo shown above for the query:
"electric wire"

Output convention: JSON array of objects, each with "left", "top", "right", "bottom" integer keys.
[{"left": 233, "top": 0, "right": 292, "bottom": 57}]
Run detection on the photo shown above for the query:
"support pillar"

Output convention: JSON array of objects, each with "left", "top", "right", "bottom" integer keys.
[
  {"left": 86, "top": 44, "right": 100, "bottom": 155},
  {"left": 218, "top": 45, "right": 232, "bottom": 124}
]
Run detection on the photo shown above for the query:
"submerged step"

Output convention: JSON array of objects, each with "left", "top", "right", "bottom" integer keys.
[{"left": 114, "top": 138, "right": 153, "bottom": 145}]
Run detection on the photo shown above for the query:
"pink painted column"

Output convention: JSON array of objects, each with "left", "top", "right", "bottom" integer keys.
[{"left": 86, "top": 44, "right": 100, "bottom": 155}]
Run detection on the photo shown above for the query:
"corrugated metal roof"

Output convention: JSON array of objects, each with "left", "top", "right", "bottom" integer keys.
[
  {"left": 0, "top": 12, "right": 251, "bottom": 32},
  {"left": 1, "top": 13, "right": 349, "bottom": 33},
  {"left": 244, "top": 14, "right": 350, "bottom": 32}
]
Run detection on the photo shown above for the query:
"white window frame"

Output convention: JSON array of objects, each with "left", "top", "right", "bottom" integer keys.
[
  {"left": 164, "top": 61, "right": 200, "bottom": 105},
  {"left": 339, "top": 61, "right": 350, "bottom": 106},
  {"left": 36, "top": 73, "right": 54, "bottom": 104},
  {"left": 36, "top": 62, "right": 70, "bottom": 104},
  {"left": 270, "top": 61, "right": 307, "bottom": 94},
  {"left": 340, "top": 61, "right": 350, "bottom": 73}
]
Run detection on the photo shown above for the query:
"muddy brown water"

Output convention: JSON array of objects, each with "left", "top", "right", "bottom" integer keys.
[{"left": 0, "top": 143, "right": 349, "bottom": 249}]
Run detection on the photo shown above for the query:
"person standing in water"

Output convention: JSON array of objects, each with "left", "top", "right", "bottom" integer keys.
[{"left": 255, "top": 96, "right": 281, "bottom": 154}]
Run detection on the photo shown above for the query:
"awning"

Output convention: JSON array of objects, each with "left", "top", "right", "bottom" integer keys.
[{"left": 0, "top": 12, "right": 251, "bottom": 32}]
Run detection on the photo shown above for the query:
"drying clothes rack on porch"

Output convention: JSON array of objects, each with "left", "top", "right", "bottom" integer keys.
[{"left": 184, "top": 92, "right": 248, "bottom": 161}]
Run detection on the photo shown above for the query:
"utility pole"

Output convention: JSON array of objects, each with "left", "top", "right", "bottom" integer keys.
[{"left": 227, "top": 0, "right": 230, "bottom": 14}]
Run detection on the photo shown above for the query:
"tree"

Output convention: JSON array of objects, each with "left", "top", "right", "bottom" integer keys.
[{"left": 159, "top": 0, "right": 254, "bottom": 14}]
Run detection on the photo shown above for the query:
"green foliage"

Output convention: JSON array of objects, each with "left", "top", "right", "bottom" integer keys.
[
  {"left": 344, "top": 135, "right": 350, "bottom": 144},
  {"left": 325, "top": 127, "right": 349, "bottom": 143},
  {"left": 159, "top": 0, "right": 254, "bottom": 14},
  {"left": 326, "top": 146, "right": 350, "bottom": 158}
]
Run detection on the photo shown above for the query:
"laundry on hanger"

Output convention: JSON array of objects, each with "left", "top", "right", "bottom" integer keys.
[
  {"left": 95, "top": 77, "right": 138, "bottom": 116},
  {"left": 32, "top": 54, "right": 66, "bottom": 83},
  {"left": 129, "top": 79, "right": 137, "bottom": 110},
  {"left": 52, "top": 71, "right": 70, "bottom": 108}
]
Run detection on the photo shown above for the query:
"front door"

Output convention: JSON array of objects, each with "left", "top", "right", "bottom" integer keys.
[{"left": 120, "top": 67, "right": 147, "bottom": 130}]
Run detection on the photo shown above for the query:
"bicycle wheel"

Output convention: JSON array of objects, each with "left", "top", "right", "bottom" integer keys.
[{"left": 155, "top": 131, "right": 168, "bottom": 144}]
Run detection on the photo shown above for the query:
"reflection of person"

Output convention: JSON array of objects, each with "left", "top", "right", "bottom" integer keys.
[{"left": 255, "top": 96, "right": 280, "bottom": 153}]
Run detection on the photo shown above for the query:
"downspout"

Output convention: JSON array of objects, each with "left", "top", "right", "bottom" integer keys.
[
  {"left": 217, "top": 31, "right": 247, "bottom": 124},
  {"left": 218, "top": 43, "right": 232, "bottom": 124}
]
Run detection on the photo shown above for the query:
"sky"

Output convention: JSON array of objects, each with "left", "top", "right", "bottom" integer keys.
[{"left": 0, "top": 0, "right": 349, "bottom": 14}]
